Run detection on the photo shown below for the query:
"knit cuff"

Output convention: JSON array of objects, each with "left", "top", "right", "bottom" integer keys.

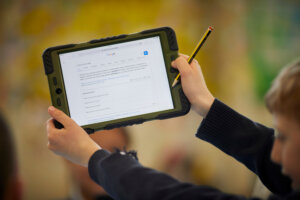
[{"left": 88, "top": 149, "right": 111, "bottom": 184}]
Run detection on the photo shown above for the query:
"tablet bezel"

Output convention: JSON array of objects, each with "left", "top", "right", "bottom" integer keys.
[{"left": 43, "top": 27, "right": 190, "bottom": 133}]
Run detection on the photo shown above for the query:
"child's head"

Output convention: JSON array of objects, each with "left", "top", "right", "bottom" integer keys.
[{"left": 265, "top": 59, "right": 300, "bottom": 190}]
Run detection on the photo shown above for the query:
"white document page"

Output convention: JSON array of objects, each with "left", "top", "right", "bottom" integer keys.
[{"left": 59, "top": 36, "right": 173, "bottom": 126}]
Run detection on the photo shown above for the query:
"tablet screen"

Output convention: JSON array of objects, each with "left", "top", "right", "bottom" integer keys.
[{"left": 59, "top": 36, "right": 174, "bottom": 126}]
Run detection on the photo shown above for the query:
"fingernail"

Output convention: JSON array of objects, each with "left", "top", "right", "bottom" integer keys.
[{"left": 48, "top": 106, "right": 55, "bottom": 112}]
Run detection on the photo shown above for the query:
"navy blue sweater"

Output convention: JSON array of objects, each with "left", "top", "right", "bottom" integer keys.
[{"left": 88, "top": 99, "right": 300, "bottom": 200}]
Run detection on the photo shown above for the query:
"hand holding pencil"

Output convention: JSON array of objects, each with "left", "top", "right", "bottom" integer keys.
[
  {"left": 171, "top": 26, "right": 215, "bottom": 117},
  {"left": 171, "top": 26, "right": 214, "bottom": 88}
]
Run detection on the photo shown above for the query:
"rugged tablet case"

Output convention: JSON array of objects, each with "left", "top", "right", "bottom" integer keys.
[{"left": 43, "top": 27, "right": 190, "bottom": 133}]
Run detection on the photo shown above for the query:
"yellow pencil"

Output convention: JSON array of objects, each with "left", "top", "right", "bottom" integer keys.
[{"left": 172, "top": 26, "right": 214, "bottom": 88}]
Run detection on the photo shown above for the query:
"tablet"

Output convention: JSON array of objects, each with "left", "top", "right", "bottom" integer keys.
[{"left": 43, "top": 27, "right": 190, "bottom": 133}]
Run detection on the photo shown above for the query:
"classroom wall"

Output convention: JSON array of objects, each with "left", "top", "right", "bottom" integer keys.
[{"left": 0, "top": 0, "right": 299, "bottom": 199}]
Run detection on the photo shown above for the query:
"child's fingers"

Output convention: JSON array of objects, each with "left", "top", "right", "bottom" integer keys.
[
  {"left": 48, "top": 106, "right": 73, "bottom": 128},
  {"left": 172, "top": 56, "right": 192, "bottom": 77},
  {"left": 178, "top": 53, "right": 189, "bottom": 60}
]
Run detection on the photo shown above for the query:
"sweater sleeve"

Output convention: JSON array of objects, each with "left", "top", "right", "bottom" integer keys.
[
  {"left": 88, "top": 149, "right": 260, "bottom": 200},
  {"left": 196, "top": 99, "right": 292, "bottom": 195}
]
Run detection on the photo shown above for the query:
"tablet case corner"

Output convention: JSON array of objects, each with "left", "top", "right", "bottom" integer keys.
[
  {"left": 42, "top": 44, "right": 76, "bottom": 75},
  {"left": 141, "top": 26, "right": 178, "bottom": 51}
]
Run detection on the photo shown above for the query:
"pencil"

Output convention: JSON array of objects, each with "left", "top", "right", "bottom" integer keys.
[{"left": 171, "top": 26, "right": 214, "bottom": 88}]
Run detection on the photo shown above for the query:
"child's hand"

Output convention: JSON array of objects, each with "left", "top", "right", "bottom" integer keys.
[
  {"left": 46, "top": 106, "right": 101, "bottom": 167},
  {"left": 171, "top": 54, "right": 214, "bottom": 117}
]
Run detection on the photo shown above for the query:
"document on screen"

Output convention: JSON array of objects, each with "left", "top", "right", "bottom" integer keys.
[{"left": 59, "top": 36, "right": 174, "bottom": 126}]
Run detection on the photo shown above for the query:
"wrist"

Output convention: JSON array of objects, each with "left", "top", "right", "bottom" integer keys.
[
  {"left": 83, "top": 144, "right": 102, "bottom": 167},
  {"left": 193, "top": 95, "right": 215, "bottom": 117}
]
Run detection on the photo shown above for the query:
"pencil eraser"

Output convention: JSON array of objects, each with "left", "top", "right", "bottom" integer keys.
[{"left": 209, "top": 26, "right": 214, "bottom": 31}]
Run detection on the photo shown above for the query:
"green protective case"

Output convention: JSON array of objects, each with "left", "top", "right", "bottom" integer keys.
[{"left": 42, "top": 27, "right": 190, "bottom": 134}]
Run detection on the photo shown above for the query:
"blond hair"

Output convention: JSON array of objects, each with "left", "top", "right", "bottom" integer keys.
[{"left": 265, "top": 59, "right": 300, "bottom": 121}]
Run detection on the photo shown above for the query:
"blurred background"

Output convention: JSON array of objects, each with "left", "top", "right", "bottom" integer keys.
[{"left": 0, "top": 0, "right": 299, "bottom": 199}]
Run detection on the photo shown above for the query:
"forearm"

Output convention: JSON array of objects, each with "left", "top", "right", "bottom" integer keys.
[
  {"left": 196, "top": 99, "right": 292, "bottom": 195},
  {"left": 196, "top": 99, "right": 273, "bottom": 169},
  {"left": 88, "top": 149, "right": 253, "bottom": 200}
]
